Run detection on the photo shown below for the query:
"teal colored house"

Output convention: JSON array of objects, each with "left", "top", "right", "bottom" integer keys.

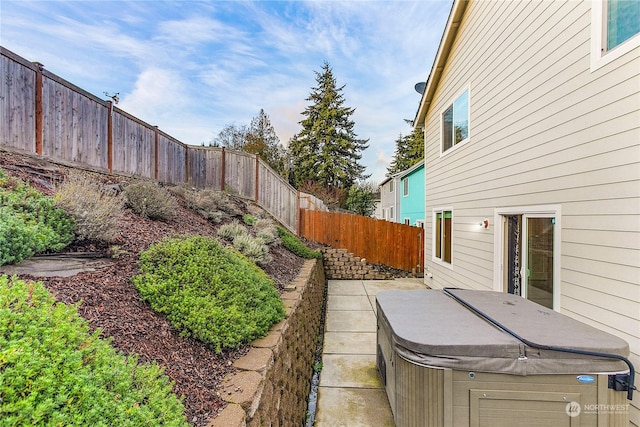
[{"left": 399, "top": 160, "right": 425, "bottom": 227}]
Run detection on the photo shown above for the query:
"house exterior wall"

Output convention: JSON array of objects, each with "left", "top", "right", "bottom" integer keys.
[
  {"left": 417, "top": 1, "right": 639, "bottom": 423},
  {"left": 379, "top": 176, "right": 400, "bottom": 222},
  {"left": 400, "top": 164, "right": 425, "bottom": 226}
]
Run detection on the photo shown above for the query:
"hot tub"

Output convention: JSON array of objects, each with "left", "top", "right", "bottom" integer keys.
[{"left": 376, "top": 289, "right": 635, "bottom": 427}]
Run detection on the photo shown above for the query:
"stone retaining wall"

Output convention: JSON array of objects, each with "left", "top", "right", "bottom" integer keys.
[
  {"left": 209, "top": 259, "right": 326, "bottom": 427},
  {"left": 321, "top": 248, "right": 391, "bottom": 280}
]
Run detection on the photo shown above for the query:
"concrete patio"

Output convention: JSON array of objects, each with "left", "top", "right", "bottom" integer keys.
[{"left": 314, "top": 278, "right": 427, "bottom": 427}]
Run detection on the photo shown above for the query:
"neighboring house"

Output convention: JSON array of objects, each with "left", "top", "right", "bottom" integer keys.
[
  {"left": 379, "top": 173, "right": 401, "bottom": 222},
  {"left": 399, "top": 160, "right": 425, "bottom": 227},
  {"left": 371, "top": 191, "right": 383, "bottom": 220},
  {"left": 414, "top": 0, "right": 639, "bottom": 423}
]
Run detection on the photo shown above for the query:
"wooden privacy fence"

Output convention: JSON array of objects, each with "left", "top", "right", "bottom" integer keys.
[
  {"left": 0, "top": 45, "right": 329, "bottom": 233},
  {"left": 299, "top": 210, "right": 424, "bottom": 272}
]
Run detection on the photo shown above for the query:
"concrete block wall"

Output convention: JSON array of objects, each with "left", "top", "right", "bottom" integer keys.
[
  {"left": 321, "top": 248, "right": 391, "bottom": 280},
  {"left": 209, "top": 259, "right": 326, "bottom": 427}
]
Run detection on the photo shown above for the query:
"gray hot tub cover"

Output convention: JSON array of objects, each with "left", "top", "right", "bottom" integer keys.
[{"left": 376, "top": 289, "right": 629, "bottom": 376}]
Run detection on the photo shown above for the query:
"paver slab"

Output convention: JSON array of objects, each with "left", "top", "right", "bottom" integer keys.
[{"left": 315, "top": 387, "right": 395, "bottom": 427}]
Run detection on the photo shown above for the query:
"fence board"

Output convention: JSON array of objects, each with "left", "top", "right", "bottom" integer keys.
[
  {"left": 111, "top": 108, "right": 154, "bottom": 178},
  {"left": 41, "top": 78, "right": 109, "bottom": 170},
  {"left": 225, "top": 150, "right": 256, "bottom": 198},
  {"left": 257, "top": 162, "right": 298, "bottom": 232},
  {"left": 157, "top": 132, "right": 187, "bottom": 184},
  {"left": 299, "top": 210, "right": 424, "bottom": 272},
  {"left": 1, "top": 53, "right": 35, "bottom": 151},
  {"left": 187, "top": 147, "right": 223, "bottom": 189}
]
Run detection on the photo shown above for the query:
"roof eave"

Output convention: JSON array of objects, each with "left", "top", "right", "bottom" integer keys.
[{"left": 413, "top": 0, "right": 469, "bottom": 129}]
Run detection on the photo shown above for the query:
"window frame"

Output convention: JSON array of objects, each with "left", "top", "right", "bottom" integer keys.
[
  {"left": 402, "top": 177, "right": 409, "bottom": 197},
  {"left": 432, "top": 208, "right": 453, "bottom": 268},
  {"left": 591, "top": 0, "right": 640, "bottom": 71},
  {"left": 389, "top": 180, "right": 394, "bottom": 193},
  {"left": 404, "top": 218, "right": 411, "bottom": 226},
  {"left": 440, "top": 87, "right": 470, "bottom": 156},
  {"left": 389, "top": 206, "right": 394, "bottom": 220}
]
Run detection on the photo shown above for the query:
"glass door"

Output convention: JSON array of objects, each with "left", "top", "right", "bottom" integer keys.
[
  {"left": 523, "top": 216, "right": 555, "bottom": 309},
  {"left": 504, "top": 215, "right": 555, "bottom": 309}
]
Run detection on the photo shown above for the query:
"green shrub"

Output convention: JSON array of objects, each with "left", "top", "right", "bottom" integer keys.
[
  {"left": 0, "top": 169, "right": 74, "bottom": 265},
  {"left": 0, "top": 275, "right": 187, "bottom": 426},
  {"left": 242, "top": 214, "right": 257, "bottom": 226},
  {"left": 254, "top": 219, "right": 279, "bottom": 246},
  {"left": 123, "top": 181, "right": 176, "bottom": 221},
  {"left": 233, "top": 233, "right": 272, "bottom": 265},
  {"left": 132, "top": 236, "right": 285, "bottom": 353},
  {"left": 54, "top": 171, "right": 124, "bottom": 242},
  {"left": 173, "top": 186, "right": 226, "bottom": 223},
  {"left": 277, "top": 226, "right": 322, "bottom": 259},
  {"left": 217, "top": 221, "right": 248, "bottom": 241}
]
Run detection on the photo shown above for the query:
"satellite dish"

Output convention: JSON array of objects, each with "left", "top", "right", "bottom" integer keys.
[{"left": 414, "top": 82, "right": 426, "bottom": 94}]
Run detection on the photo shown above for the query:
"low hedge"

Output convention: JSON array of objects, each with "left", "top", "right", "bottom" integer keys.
[
  {"left": 277, "top": 227, "right": 322, "bottom": 260},
  {"left": 0, "top": 276, "right": 187, "bottom": 426},
  {"left": 132, "top": 235, "right": 285, "bottom": 353}
]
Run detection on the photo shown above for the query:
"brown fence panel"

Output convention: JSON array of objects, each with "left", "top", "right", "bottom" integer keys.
[
  {"left": 187, "top": 147, "right": 223, "bottom": 189},
  {"left": 257, "top": 160, "right": 298, "bottom": 232},
  {"left": 1, "top": 49, "right": 36, "bottom": 152},
  {"left": 41, "top": 75, "right": 109, "bottom": 170},
  {"left": 111, "top": 108, "right": 155, "bottom": 178},
  {"left": 157, "top": 131, "right": 187, "bottom": 185},
  {"left": 225, "top": 150, "right": 256, "bottom": 198},
  {"left": 300, "top": 210, "right": 424, "bottom": 272}
]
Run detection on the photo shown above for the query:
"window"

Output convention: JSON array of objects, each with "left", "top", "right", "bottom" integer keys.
[
  {"left": 442, "top": 89, "right": 469, "bottom": 153},
  {"left": 389, "top": 180, "right": 394, "bottom": 193},
  {"left": 591, "top": 0, "right": 640, "bottom": 70},
  {"left": 606, "top": 0, "right": 640, "bottom": 50},
  {"left": 404, "top": 218, "right": 411, "bottom": 225},
  {"left": 402, "top": 178, "right": 409, "bottom": 197},
  {"left": 389, "top": 206, "right": 394, "bottom": 220},
  {"left": 416, "top": 220, "right": 424, "bottom": 229},
  {"left": 434, "top": 209, "right": 452, "bottom": 264}
]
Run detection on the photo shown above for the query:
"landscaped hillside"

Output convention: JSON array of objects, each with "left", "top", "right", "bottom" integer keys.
[{"left": 0, "top": 149, "right": 319, "bottom": 426}]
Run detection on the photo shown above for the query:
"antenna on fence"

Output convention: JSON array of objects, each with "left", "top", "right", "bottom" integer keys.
[{"left": 104, "top": 92, "right": 119, "bottom": 104}]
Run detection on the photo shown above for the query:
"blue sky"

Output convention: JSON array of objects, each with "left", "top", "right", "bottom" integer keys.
[{"left": 1, "top": 1, "right": 451, "bottom": 184}]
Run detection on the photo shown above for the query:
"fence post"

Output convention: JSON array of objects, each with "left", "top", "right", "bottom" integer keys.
[
  {"left": 184, "top": 145, "right": 189, "bottom": 184},
  {"left": 34, "top": 62, "right": 44, "bottom": 155},
  {"left": 296, "top": 191, "right": 301, "bottom": 236},
  {"left": 107, "top": 101, "right": 113, "bottom": 173},
  {"left": 220, "top": 147, "right": 226, "bottom": 191},
  {"left": 154, "top": 126, "right": 159, "bottom": 181},
  {"left": 255, "top": 154, "right": 259, "bottom": 202}
]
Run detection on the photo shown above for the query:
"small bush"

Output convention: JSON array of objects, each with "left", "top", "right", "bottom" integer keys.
[
  {"left": 242, "top": 214, "right": 257, "bottom": 226},
  {"left": 175, "top": 186, "right": 226, "bottom": 223},
  {"left": 277, "top": 226, "right": 322, "bottom": 259},
  {"left": 254, "top": 219, "right": 279, "bottom": 245},
  {"left": 233, "top": 233, "right": 272, "bottom": 265},
  {"left": 123, "top": 181, "right": 176, "bottom": 221},
  {"left": 0, "top": 168, "right": 74, "bottom": 265},
  {"left": 217, "top": 221, "right": 248, "bottom": 241},
  {"left": 54, "top": 171, "right": 124, "bottom": 242},
  {"left": 0, "top": 275, "right": 187, "bottom": 426},
  {"left": 132, "top": 236, "right": 285, "bottom": 353}
]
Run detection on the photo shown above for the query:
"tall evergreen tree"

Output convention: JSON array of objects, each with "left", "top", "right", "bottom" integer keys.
[
  {"left": 387, "top": 127, "right": 424, "bottom": 176},
  {"left": 289, "top": 62, "right": 369, "bottom": 191}
]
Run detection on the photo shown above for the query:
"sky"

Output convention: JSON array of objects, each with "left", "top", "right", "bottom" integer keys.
[{"left": 1, "top": 0, "right": 452, "bottom": 184}]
